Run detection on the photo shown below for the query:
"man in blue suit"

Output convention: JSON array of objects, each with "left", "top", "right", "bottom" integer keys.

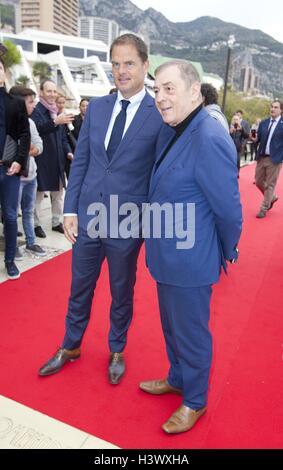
[
  {"left": 140, "top": 60, "right": 242, "bottom": 434},
  {"left": 39, "top": 34, "right": 166, "bottom": 383},
  {"left": 252, "top": 100, "right": 283, "bottom": 218}
]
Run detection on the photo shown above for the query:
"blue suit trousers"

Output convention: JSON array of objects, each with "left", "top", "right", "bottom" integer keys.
[
  {"left": 63, "top": 228, "right": 143, "bottom": 352},
  {"left": 157, "top": 283, "right": 212, "bottom": 409}
]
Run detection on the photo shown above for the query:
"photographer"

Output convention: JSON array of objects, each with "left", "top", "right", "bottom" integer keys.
[{"left": 230, "top": 114, "right": 249, "bottom": 175}]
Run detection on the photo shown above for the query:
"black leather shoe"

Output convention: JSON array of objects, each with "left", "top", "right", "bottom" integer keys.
[
  {"left": 38, "top": 348, "right": 80, "bottom": 376},
  {"left": 108, "top": 352, "right": 125, "bottom": 384},
  {"left": 35, "top": 226, "right": 47, "bottom": 238},
  {"left": 52, "top": 223, "right": 64, "bottom": 234},
  {"left": 268, "top": 196, "right": 278, "bottom": 211},
  {"left": 256, "top": 210, "right": 266, "bottom": 219}
]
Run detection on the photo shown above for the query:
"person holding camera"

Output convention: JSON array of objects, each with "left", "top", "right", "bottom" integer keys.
[
  {"left": 250, "top": 118, "right": 261, "bottom": 161},
  {"left": 230, "top": 114, "right": 249, "bottom": 175}
]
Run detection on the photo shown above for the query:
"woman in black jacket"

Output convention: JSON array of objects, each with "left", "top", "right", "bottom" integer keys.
[{"left": 0, "top": 57, "right": 30, "bottom": 279}]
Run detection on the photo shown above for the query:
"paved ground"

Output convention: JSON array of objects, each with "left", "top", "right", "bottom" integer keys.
[{"left": 0, "top": 195, "right": 71, "bottom": 283}]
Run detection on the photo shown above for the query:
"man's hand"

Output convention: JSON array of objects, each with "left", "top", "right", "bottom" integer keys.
[
  {"left": 67, "top": 153, "right": 74, "bottom": 160},
  {"left": 63, "top": 215, "right": 78, "bottom": 244},
  {"left": 7, "top": 162, "right": 21, "bottom": 176},
  {"left": 54, "top": 113, "right": 74, "bottom": 126},
  {"left": 29, "top": 144, "right": 40, "bottom": 157}
]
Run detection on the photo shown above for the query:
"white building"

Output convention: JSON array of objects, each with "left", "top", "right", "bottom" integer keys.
[
  {"left": 0, "top": 28, "right": 112, "bottom": 103},
  {"left": 202, "top": 73, "right": 224, "bottom": 91},
  {"left": 79, "top": 16, "right": 119, "bottom": 47}
]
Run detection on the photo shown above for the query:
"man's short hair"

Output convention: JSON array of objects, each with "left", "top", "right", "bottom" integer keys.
[
  {"left": 9, "top": 85, "right": 36, "bottom": 98},
  {"left": 201, "top": 83, "right": 218, "bottom": 106},
  {"left": 154, "top": 60, "right": 200, "bottom": 88},
  {"left": 272, "top": 99, "right": 283, "bottom": 112},
  {"left": 40, "top": 78, "right": 55, "bottom": 91},
  {"left": 110, "top": 34, "right": 148, "bottom": 63},
  {"left": 79, "top": 98, "right": 89, "bottom": 105}
]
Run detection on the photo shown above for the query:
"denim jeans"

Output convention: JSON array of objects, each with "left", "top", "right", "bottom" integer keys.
[
  {"left": 18, "top": 177, "right": 37, "bottom": 246},
  {"left": 0, "top": 165, "right": 20, "bottom": 263}
]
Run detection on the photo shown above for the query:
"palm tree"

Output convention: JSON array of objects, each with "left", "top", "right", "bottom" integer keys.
[
  {"left": 16, "top": 75, "right": 31, "bottom": 87},
  {"left": 32, "top": 61, "right": 52, "bottom": 82},
  {"left": 1, "top": 40, "right": 21, "bottom": 69}
]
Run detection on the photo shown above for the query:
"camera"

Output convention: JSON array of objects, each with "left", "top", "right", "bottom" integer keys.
[
  {"left": 234, "top": 123, "right": 238, "bottom": 129},
  {"left": 251, "top": 129, "right": 256, "bottom": 138}
]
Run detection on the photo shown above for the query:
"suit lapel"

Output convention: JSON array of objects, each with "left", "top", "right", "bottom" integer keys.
[
  {"left": 149, "top": 109, "right": 208, "bottom": 197},
  {"left": 272, "top": 117, "right": 283, "bottom": 138},
  {"left": 97, "top": 94, "right": 117, "bottom": 163}
]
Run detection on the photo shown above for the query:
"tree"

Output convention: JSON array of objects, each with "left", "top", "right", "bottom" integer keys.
[
  {"left": 0, "top": 4, "right": 15, "bottom": 28},
  {"left": 218, "top": 88, "right": 270, "bottom": 124},
  {"left": 16, "top": 75, "right": 31, "bottom": 87},
  {"left": 32, "top": 61, "right": 52, "bottom": 82},
  {"left": 1, "top": 40, "right": 21, "bottom": 69}
]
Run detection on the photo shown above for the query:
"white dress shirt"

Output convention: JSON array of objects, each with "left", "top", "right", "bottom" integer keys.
[
  {"left": 64, "top": 88, "right": 146, "bottom": 217},
  {"left": 104, "top": 88, "right": 146, "bottom": 150}
]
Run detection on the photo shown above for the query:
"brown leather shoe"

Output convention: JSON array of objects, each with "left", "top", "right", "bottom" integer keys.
[
  {"left": 108, "top": 352, "right": 125, "bottom": 384},
  {"left": 139, "top": 379, "right": 182, "bottom": 395},
  {"left": 162, "top": 404, "right": 206, "bottom": 434},
  {"left": 38, "top": 348, "right": 81, "bottom": 376}
]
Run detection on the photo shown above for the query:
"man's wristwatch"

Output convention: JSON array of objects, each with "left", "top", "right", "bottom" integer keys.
[{"left": 229, "top": 247, "right": 239, "bottom": 264}]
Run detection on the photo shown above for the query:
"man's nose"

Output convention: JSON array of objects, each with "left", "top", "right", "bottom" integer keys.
[
  {"left": 155, "top": 91, "right": 164, "bottom": 103},
  {"left": 118, "top": 64, "right": 129, "bottom": 74}
]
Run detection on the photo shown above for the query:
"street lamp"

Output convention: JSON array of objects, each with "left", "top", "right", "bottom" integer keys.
[{"left": 221, "top": 35, "right": 235, "bottom": 113}]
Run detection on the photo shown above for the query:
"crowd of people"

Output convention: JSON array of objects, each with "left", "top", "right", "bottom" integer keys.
[
  {"left": 0, "top": 33, "right": 282, "bottom": 435},
  {"left": 0, "top": 57, "right": 89, "bottom": 278}
]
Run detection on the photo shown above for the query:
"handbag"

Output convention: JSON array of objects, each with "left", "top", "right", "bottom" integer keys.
[{"left": 2, "top": 135, "right": 18, "bottom": 165}]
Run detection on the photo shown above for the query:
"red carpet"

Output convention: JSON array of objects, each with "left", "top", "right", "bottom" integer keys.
[{"left": 1, "top": 164, "right": 283, "bottom": 448}]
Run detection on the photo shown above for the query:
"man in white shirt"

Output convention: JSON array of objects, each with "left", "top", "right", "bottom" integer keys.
[{"left": 39, "top": 34, "right": 168, "bottom": 384}]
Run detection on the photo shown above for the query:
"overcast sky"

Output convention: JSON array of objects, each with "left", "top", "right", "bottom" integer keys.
[{"left": 131, "top": 0, "right": 283, "bottom": 44}]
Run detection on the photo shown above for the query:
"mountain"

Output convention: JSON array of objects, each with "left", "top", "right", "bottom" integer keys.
[{"left": 80, "top": 0, "right": 283, "bottom": 97}]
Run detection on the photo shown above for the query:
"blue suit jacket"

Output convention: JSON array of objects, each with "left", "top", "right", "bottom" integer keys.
[
  {"left": 256, "top": 117, "right": 283, "bottom": 164},
  {"left": 145, "top": 109, "right": 243, "bottom": 288},
  {"left": 64, "top": 91, "right": 167, "bottom": 233}
]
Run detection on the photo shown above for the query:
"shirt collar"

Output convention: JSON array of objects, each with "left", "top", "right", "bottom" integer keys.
[
  {"left": 271, "top": 115, "right": 281, "bottom": 123},
  {"left": 117, "top": 88, "right": 146, "bottom": 107}
]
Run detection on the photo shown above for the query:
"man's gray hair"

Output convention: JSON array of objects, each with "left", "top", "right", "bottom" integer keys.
[{"left": 155, "top": 60, "right": 200, "bottom": 87}]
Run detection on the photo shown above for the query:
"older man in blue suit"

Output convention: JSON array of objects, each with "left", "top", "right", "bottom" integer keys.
[
  {"left": 39, "top": 34, "right": 167, "bottom": 383},
  {"left": 252, "top": 100, "right": 283, "bottom": 218},
  {"left": 140, "top": 60, "right": 242, "bottom": 434}
]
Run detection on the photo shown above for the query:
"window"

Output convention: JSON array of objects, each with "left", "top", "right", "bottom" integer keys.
[
  {"left": 87, "top": 50, "right": 107, "bottom": 62},
  {"left": 4, "top": 36, "right": 33, "bottom": 52},
  {"left": 63, "top": 46, "right": 84, "bottom": 58}
]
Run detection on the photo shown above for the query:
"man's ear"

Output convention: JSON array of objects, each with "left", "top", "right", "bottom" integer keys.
[{"left": 191, "top": 81, "right": 201, "bottom": 103}]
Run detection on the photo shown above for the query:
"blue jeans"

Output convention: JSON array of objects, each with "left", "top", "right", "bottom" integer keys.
[
  {"left": 18, "top": 177, "right": 37, "bottom": 246},
  {"left": 0, "top": 165, "right": 20, "bottom": 263}
]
